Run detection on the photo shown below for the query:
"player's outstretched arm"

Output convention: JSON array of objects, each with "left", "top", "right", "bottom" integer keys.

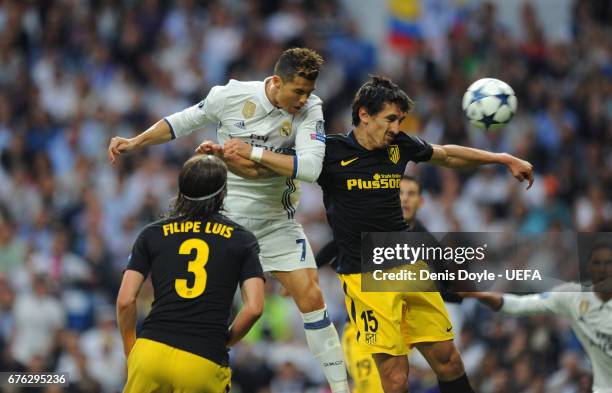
[
  {"left": 429, "top": 144, "right": 534, "bottom": 189},
  {"left": 109, "top": 84, "right": 228, "bottom": 164},
  {"left": 116, "top": 270, "right": 146, "bottom": 357},
  {"left": 108, "top": 119, "right": 173, "bottom": 164},
  {"left": 460, "top": 291, "right": 561, "bottom": 316},
  {"left": 227, "top": 277, "right": 265, "bottom": 347}
]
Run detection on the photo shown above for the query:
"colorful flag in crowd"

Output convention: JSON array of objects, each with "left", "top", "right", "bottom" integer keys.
[{"left": 388, "top": 0, "right": 423, "bottom": 52}]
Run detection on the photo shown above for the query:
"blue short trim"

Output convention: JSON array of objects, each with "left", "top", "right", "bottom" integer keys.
[
  {"left": 291, "top": 155, "right": 298, "bottom": 179},
  {"left": 163, "top": 118, "right": 176, "bottom": 139}
]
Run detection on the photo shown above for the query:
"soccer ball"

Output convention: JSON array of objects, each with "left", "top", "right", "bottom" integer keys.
[{"left": 462, "top": 78, "right": 517, "bottom": 131}]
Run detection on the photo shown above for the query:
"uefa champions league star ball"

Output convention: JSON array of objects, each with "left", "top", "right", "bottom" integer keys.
[{"left": 462, "top": 78, "right": 517, "bottom": 131}]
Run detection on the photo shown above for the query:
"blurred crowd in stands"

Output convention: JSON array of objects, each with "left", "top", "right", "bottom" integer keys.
[{"left": 0, "top": 0, "right": 610, "bottom": 392}]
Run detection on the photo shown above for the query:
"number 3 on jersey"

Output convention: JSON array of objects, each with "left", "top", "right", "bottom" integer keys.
[{"left": 175, "top": 238, "right": 209, "bottom": 298}]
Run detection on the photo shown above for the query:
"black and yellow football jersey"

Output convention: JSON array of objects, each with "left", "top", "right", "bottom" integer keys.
[
  {"left": 126, "top": 213, "right": 263, "bottom": 366},
  {"left": 318, "top": 131, "right": 433, "bottom": 274}
]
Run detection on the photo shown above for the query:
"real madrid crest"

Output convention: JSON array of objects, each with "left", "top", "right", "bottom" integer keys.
[
  {"left": 579, "top": 300, "right": 589, "bottom": 314},
  {"left": 242, "top": 101, "right": 256, "bottom": 119},
  {"left": 387, "top": 144, "right": 400, "bottom": 164},
  {"left": 279, "top": 120, "right": 292, "bottom": 137}
]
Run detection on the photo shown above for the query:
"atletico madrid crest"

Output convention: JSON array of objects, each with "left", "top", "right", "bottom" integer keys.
[{"left": 387, "top": 145, "right": 400, "bottom": 164}]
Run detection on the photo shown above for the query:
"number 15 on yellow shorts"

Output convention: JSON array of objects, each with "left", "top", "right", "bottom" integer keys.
[{"left": 339, "top": 273, "right": 454, "bottom": 356}]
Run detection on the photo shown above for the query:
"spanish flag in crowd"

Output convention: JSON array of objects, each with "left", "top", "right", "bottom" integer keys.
[{"left": 388, "top": 0, "right": 423, "bottom": 53}]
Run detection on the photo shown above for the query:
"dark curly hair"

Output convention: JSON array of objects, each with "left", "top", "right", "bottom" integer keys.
[
  {"left": 351, "top": 75, "right": 414, "bottom": 126},
  {"left": 274, "top": 47, "right": 324, "bottom": 82},
  {"left": 165, "top": 155, "right": 227, "bottom": 220}
]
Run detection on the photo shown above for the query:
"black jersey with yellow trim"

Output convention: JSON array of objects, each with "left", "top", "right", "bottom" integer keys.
[
  {"left": 318, "top": 131, "right": 433, "bottom": 274},
  {"left": 126, "top": 213, "right": 263, "bottom": 366}
]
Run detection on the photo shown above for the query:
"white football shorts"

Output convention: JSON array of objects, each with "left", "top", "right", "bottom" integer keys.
[{"left": 227, "top": 216, "right": 316, "bottom": 272}]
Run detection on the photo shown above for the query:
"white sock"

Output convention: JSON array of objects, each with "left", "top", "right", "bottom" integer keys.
[{"left": 302, "top": 307, "right": 350, "bottom": 393}]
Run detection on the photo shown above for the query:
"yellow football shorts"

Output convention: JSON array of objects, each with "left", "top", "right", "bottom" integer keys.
[
  {"left": 343, "top": 321, "right": 384, "bottom": 393},
  {"left": 339, "top": 272, "right": 454, "bottom": 356},
  {"left": 125, "top": 338, "right": 231, "bottom": 393}
]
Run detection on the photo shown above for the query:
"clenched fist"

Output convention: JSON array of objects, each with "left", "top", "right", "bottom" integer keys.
[{"left": 108, "top": 137, "right": 135, "bottom": 164}]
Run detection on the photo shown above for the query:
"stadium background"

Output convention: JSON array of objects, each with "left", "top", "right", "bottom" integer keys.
[{"left": 0, "top": 0, "right": 610, "bottom": 392}]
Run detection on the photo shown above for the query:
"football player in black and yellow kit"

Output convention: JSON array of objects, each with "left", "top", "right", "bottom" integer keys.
[
  {"left": 116, "top": 155, "right": 265, "bottom": 393},
  {"left": 317, "top": 176, "right": 462, "bottom": 393},
  {"left": 318, "top": 76, "right": 534, "bottom": 393}
]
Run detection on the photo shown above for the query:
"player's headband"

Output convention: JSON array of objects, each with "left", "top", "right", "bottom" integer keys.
[{"left": 182, "top": 184, "right": 225, "bottom": 201}]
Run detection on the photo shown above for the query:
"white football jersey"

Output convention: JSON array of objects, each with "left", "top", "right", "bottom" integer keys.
[
  {"left": 502, "top": 283, "right": 612, "bottom": 393},
  {"left": 165, "top": 78, "right": 326, "bottom": 219}
]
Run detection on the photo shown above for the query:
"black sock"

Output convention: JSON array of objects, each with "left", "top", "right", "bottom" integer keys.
[{"left": 438, "top": 373, "right": 475, "bottom": 393}]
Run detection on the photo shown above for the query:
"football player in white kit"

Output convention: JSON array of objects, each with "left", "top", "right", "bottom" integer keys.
[
  {"left": 108, "top": 48, "right": 350, "bottom": 393},
  {"left": 461, "top": 240, "right": 612, "bottom": 393}
]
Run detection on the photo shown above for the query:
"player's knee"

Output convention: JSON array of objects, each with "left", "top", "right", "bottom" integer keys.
[
  {"left": 374, "top": 354, "right": 409, "bottom": 393},
  {"left": 380, "top": 369, "right": 408, "bottom": 393},
  {"left": 293, "top": 280, "right": 324, "bottom": 312},
  {"left": 435, "top": 345, "right": 464, "bottom": 380},
  {"left": 296, "top": 290, "right": 324, "bottom": 312}
]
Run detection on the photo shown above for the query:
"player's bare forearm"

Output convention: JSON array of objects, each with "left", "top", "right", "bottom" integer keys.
[
  {"left": 225, "top": 155, "right": 278, "bottom": 179},
  {"left": 227, "top": 278, "right": 264, "bottom": 346},
  {"left": 429, "top": 144, "right": 504, "bottom": 168},
  {"left": 116, "top": 300, "right": 138, "bottom": 357},
  {"left": 257, "top": 149, "right": 295, "bottom": 177},
  {"left": 227, "top": 308, "right": 260, "bottom": 346},
  {"left": 134, "top": 119, "right": 174, "bottom": 146},
  {"left": 116, "top": 270, "right": 145, "bottom": 357},
  {"left": 254, "top": 163, "right": 280, "bottom": 178},
  {"left": 224, "top": 138, "right": 295, "bottom": 178},
  {"left": 430, "top": 144, "right": 534, "bottom": 189},
  {"left": 108, "top": 119, "right": 173, "bottom": 163},
  {"left": 196, "top": 139, "right": 278, "bottom": 179}
]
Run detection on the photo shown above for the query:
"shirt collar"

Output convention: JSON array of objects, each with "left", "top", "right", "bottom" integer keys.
[
  {"left": 258, "top": 77, "right": 277, "bottom": 114},
  {"left": 348, "top": 130, "right": 368, "bottom": 151}
]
